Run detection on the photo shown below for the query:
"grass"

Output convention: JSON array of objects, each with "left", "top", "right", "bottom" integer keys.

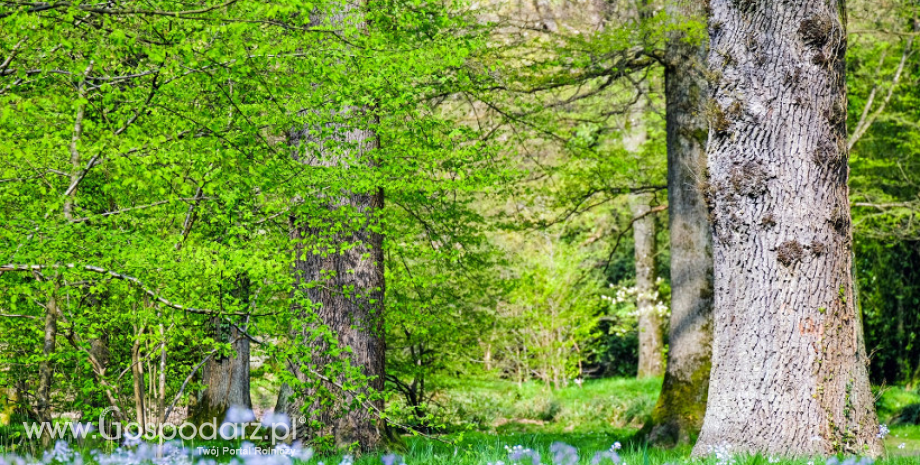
[
  {"left": 413, "top": 377, "right": 661, "bottom": 435},
  {"left": 2, "top": 378, "right": 919, "bottom": 464}
]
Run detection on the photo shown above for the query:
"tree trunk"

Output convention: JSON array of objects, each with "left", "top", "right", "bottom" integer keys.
[
  {"left": 191, "top": 275, "right": 252, "bottom": 425},
  {"left": 632, "top": 193, "right": 664, "bottom": 378},
  {"left": 131, "top": 325, "right": 147, "bottom": 433},
  {"left": 276, "top": 5, "right": 386, "bottom": 449},
  {"left": 191, "top": 322, "right": 252, "bottom": 424},
  {"left": 281, "top": 153, "right": 386, "bottom": 450},
  {"left": 646, "top": 4, "right": 713, "bottom": 446},
  {"left": 37, "top": 295, "right": 58, "bottom": 434},
  {"left": 693, "top": 0, "right": 881, "bottom": 457}
]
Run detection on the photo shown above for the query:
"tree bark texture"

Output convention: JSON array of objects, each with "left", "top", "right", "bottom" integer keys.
[
  {"left": 647, "top": 4, "right": 713, "bottom": 446},
  {"left": 281, "top": 133, "right": 385, "bottom": 448},
  {"left": 693, "top": 0, "right": 881, "bottom": 457},
  {"left": 191, "top": 325, "right": 252, "bottom": 425},
  {"left": 37, "top": 296, "right": 58, "bottom": 428},
  {"left": 191, "top": 276, "right": 253, "bottom": 425},
  {"left": 277, "top": 2, "right": 386, "bottom": 447},
  {"left": 632, "top": 193, "right": 664, "bottom": 379}
]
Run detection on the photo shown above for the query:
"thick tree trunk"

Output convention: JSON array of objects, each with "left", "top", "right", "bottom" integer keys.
[
  {"left": 191, "top": 323, "right": 252, "bottom": 424},
  {"left": 647, "top": 5, "right": 713, "bottom": 446},
  {"left": 191, "top": 276, "right": 252, "bottom": 426},
  {"left": 277, "top": 9, "right": 386, "bottom": 447},
  {"left": 631, "top": 193, "right": 664, "bottom": 378},
  {"left": 693, "top": 0, "right": 882, "bottom": 457},
  {"left": 274, "top": 1, "right": 390, "bottom": 451},
  {"left": 281, "top": 135, "right": 386, "bottom": 449}
]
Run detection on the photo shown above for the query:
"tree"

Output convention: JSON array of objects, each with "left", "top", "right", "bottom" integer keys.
[
  {"left": 275, "top": 1, "right": 389, "bottom": 451},
  {"left": 692, "top": 0, "right": 882, "bottom": 457},
  {"left": 646, "top": 3, "right": 712, "bottom": 445},
  {"left": 630, "top": 192, "right": 664, "bottom": 378},
  {"left": 190, "top": 275, "right": 253, "bottom": 426}
]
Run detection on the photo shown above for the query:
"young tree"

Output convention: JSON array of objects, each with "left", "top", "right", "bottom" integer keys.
[
  {"left": 693, "top": 0, "right": 882, "bottom": 456},
  {"left": 646, "top": 4, "right": 712, "bottom": 445}
]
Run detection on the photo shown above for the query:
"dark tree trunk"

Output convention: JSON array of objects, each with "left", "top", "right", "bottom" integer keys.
[
  {"left": 276, "top": 3, "right": 386, "bottom": 447},
  {"left": 280, "top": 133, "right": 386, "bottom": 449},
  {"left": 191, "top": 275, "right": 252, "bottom": 425},
  {"left": 647, "top": 4, "right": 713, "bottom": 446},
  {"left": 693, "top": 0, "right": 881, "bottom": 457},
  {"left": 631, "top": 193, "right": 664, "bottom": 378}
]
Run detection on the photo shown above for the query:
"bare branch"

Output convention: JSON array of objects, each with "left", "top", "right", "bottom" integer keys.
[
  {"left": 0, "top": 0, "right": 241, "bottom": 20},
  {"left": 849, "top": 37, "right": 913, "bottom": 150},
  {"left": 601, "top": 204, "right": 668, "bottom": 272}
]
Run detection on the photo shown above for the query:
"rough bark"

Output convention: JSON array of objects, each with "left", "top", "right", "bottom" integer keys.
[
  {"left": 693, "top": 0, "right": 882, "bottom": 457},
  {"left": 631, "top": 192, "right": 664, "bottom": 378},
  {"left": 36, "top": 296, "right": 58, "bottom": 427},
  {"left": 190, "top": 322, "right": 252, "bottom": 425},
  {"left": 191, "top": 276, "right": 252, "bottom": 426},
  {"left": 275, "top": 3, "right": 386, "bottom": 450},
  {"left": 646, "top": 4, "right": 713, "bottom": 446},
  {"left": 280, "top": 125, "right": 385, "bottom": 449}
]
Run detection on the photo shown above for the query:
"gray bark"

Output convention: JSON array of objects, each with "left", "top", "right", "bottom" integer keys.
[
  {"left": 647, "top": 3, "right": 713, "bottom": 446},
  {"left": 624, "top": 88, "right": 664, "bottom": 380},
  {"left": 281, "top": 128, "right": 385, "bottom": 448},
  {"left": 631, "top": 193, "right": 664, "bottom": 378},
  {"left": 693, "top": 0, "right": 881, "bottom": 457},
  {"left": 276, "top": 3, "right": 386, "bottom": 451},
  {"left": 191, "top": 324, "right": 252, "bottom": 424},
  {"left": 191, "top": 276, "right": 252, "bottom": 425},
  {"left": 37, "top": 295, "right": 57, "bottom": 431}
]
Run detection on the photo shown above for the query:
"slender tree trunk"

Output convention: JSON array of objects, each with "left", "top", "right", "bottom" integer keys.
[
  {"left": 624, "top": 88, "right": 664, "bottom": 379},
  {"left": 693, "top": 0, "right": 882, "bottom": 456},
  {"left": 37, "top": 295, "right": 58, "bottom": 445},
  {"left": 632, "top": 193, "right": 664, "bottom": 378},
  {"left": 131, "top": 325, "right": 146, "bottom": 433},
  {"left": 157, "top": 322, "right": 166, "bottom": 426},
  {"left": 646, "top": 4, "right": 713, "bottom": 446}
]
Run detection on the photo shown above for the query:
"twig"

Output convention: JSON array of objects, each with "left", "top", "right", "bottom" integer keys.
[
  {"left": 0, "top": 263, "right": 256, "bottom": 317},
  {"left": 601, "top": 204, "right": 667, "bottom": 273},
  {"left": 849, "top": 36, "right": 913, "bottom": 150}
]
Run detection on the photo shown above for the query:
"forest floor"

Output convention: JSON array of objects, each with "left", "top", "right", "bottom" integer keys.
[{"left": 2, "top": 378, "right": 919, "bottom": 464}]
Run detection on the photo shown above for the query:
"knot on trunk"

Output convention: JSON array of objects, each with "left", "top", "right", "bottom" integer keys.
[
  {"left": 776, "top": 240, "right": 805, "bottom": 267},
  {"left": 799, "top": 15, "right": 833, "bottom": 47},
  {"left": 760, "top": 213, "right": 777, "bottom": 229},
  {"left": 728, "top": 160, "right": 768, "bottom": 197}
]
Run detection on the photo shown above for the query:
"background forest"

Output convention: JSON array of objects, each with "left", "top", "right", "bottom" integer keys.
[{"left": 0, "top": 0, "right": 918, "bottom": 464}]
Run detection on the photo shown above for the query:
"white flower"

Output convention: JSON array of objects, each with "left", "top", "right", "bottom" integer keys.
[
  {"left": 898, "top": 443, "right": 906, "bottom": 450},
  {"left": 225, "top": 405, "right": 256, "bottom": 423},
  {"left": 877, "top": 424, "right": 890, "bottom": 439},
  {"left": 260, "top": 411, "right": 291, "bottom": 429}
]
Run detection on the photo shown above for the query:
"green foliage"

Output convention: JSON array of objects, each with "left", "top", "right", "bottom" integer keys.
[{"left": 0, "top": 0, "right": 508, "bottom": 443}]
